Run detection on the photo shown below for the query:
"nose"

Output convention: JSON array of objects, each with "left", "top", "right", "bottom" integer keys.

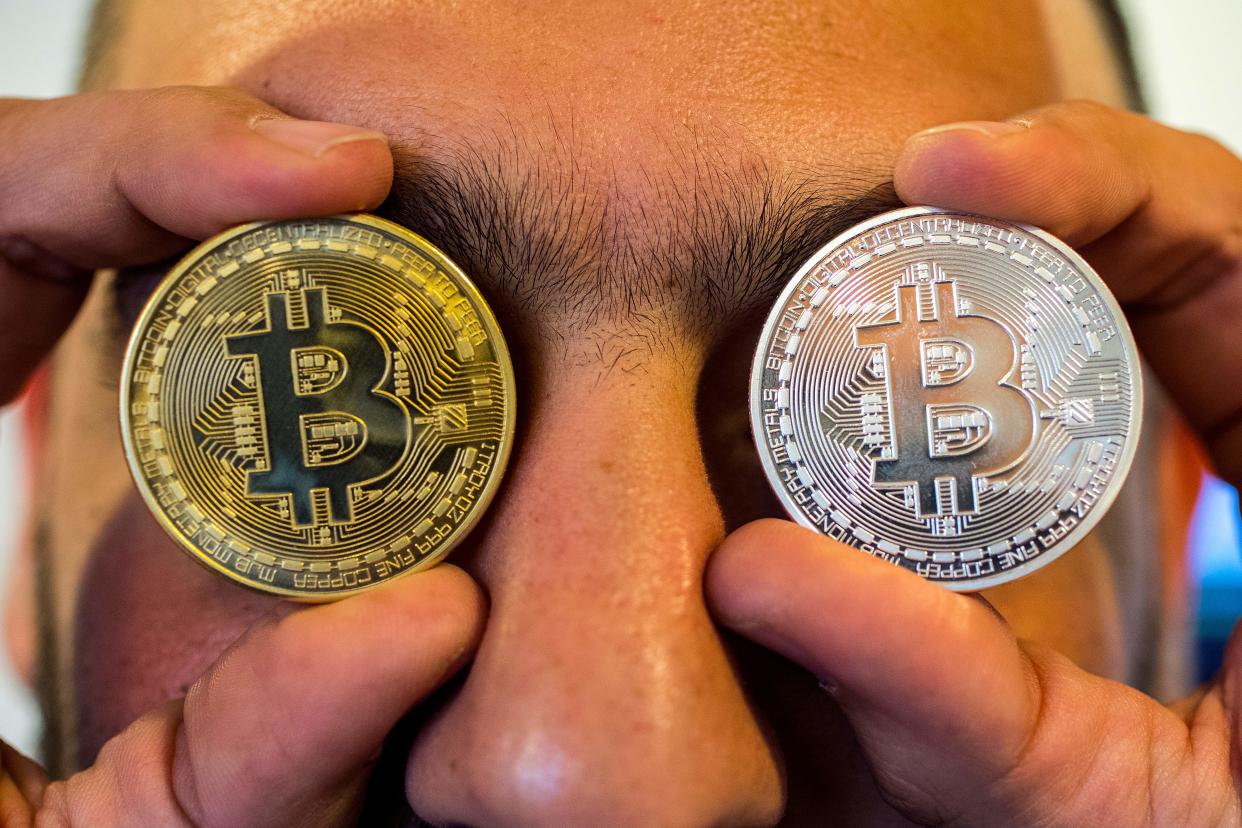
[{"left": 406, "top": 357, "right": 784, "bottom": 826}]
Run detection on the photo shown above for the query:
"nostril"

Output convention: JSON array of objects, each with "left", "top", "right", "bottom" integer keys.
[
  {"left": 408, "top": 711, "right": 785, "bottom": 827},
  {"left": 404, "top": 608, "right": 786, "bottom": 826},
  {"left": 402, "top": 370, "right": 783, "bottom": 826}
]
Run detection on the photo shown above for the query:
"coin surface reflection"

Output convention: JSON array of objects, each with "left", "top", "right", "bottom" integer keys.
[
  {"left": 121, "top": 214, "right": 515, "bottom": 599},
  {"left": 751, "top": 206, "right": 1142, "bottom": 590}
]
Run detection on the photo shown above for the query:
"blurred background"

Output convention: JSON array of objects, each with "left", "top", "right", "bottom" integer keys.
[{"left": 0, "top": 0, "right": 1239, "bottom": 763}]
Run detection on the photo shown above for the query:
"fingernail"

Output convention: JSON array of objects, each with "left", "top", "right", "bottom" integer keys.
[
  {"left": 911, "top": 120, "right": 1028, "bottom": 140},
  {"left": 252, "top": 118, "right": 388, "bottom": 158}
]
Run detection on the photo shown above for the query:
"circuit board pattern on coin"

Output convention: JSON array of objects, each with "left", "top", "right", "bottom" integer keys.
[
  {"left": 121, "top": 215, "right": 515, "bottom": 599},
  {"left": 751, "top": 207, "right": 1141, "bottom": 590}
]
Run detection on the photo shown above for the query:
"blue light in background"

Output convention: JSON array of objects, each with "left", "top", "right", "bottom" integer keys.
[{"left": 1189, "top": 474, "right": 1242, "bottom": 682}]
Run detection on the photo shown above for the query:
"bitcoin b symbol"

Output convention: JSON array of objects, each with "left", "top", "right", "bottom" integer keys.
[
  {"left": 226, "top": 285, "right": 409, "bottom": 528},
  {"left": 855, "top": 280, "right": 1036, "bottom": 518}
]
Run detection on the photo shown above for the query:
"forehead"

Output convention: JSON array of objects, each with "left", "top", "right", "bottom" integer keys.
[{"left": 111, "top": 0, "right": 1058, "bottom": 164}]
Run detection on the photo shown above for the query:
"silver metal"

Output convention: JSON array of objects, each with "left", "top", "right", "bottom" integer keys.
[{"left": 751, "top": 206, "right": 1143, "bottom": 590}]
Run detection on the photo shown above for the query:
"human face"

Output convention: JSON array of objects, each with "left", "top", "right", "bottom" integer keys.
[{"left": 32, "top": 0, "right": 1130, "bottom": 823}]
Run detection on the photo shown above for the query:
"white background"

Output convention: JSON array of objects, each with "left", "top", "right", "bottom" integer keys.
[{"left": 0, "top": 0, "right": 1239, "bottom": 761}]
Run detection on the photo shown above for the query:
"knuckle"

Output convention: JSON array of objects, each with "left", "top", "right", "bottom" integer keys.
[
  {"left": 1205, "top": 212, "right": 1242, "bottom": 263},
  {"left": 126, "top": 84, "right": 265, "bottom": 122},
  {"left": 1061, "top": 98, "right": 1116, "bottom": 119},
  {"left": 0, "top": 98, "right": 41, "bottom": 155},
  {"left": 87, "top": 709, "right": 188, "bottom": 822},
  {"left": 1033, "top": 98, "right": 1117, "bottom": 127},
  {"left": 183, "top": 622, "right": 274, "bottom": 719},
  {"left": 113, "top": 85, "right": 279, "bottom": 173},
  {"left": 33, "top": 781, "right": 71, "bottom": 828},
  {"left": 1021, "top": 99, "right": 1141, "bottom": 155}
]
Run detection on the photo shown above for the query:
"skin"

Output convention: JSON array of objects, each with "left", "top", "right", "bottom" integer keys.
[{"left": 1, "top": 0, "right": 1240, "bottom": 825}]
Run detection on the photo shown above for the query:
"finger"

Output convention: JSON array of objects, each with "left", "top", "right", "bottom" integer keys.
[
  {"left": 0, "top": 87, "right": 393, "bottom": 265},
  {"left": 39, "top": 565, "right": 484, "bottom": 828},
  {"left": 893, "top": 100, "right": 1242, "bottom": 481},
  {"left": 0, "top": 86, "right": 394, "bottom": 403},
  {"left": 0, "top": 743, "right": 47, "bottom": 807},
  {"left": 0, "top": 260, "right": 88, "bottom": 405},
  {"left": 705, "top": 521, "right": 1036, "bottom": 774},
  {"left": 893, "top": 101, "right": 1240, "bottom": 265},
  {"left": 705, "top": 520, "right": 1226, "bottom": 826},
  {"left": 1, "top": 741, "right": 48, "bottom": 826},
  {"left": 0, "top": 771, "right": 34, "bottom": 828}
]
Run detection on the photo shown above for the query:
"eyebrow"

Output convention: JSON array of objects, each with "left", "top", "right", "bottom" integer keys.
[
  {"left": 377, "top": 130, "right": 903, "bottom": 348},
  {"left": 109, "top": 131, "right": 903, "bottom": 356}
]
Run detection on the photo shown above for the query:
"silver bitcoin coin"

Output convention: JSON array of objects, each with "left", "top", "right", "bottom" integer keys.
[{"left": 751, "top": 206, "right": 1142, "bottom": 590}]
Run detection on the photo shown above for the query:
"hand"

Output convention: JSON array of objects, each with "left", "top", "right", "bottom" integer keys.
[
  {"left": 708, "top": 519, "right": 1238, "bottom": 827},
  {"left": 0, "top": 85, "right": 393, "bottom": 403},
  {"left": 892, "top": 101, "right": 1242, "bottom": 486},
  {"left": 2, "top": 566, "right": 483, "bottom": 826},
  {"left": 0, "top": 86, "right": 488, "bottom": 826},
  {"left": 707, "top": 102, "right": 1242, "bottom": 826}
]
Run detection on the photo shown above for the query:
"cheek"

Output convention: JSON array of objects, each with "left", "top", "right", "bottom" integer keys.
[{"left": 72, "top": 493, "right": 284, "bottom": 766}]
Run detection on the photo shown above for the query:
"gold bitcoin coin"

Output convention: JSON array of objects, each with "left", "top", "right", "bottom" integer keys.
[{"left": 120, "top": 214, "right": 515, "bottom": 600}]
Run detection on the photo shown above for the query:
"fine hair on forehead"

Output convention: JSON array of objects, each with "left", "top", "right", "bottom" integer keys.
[{"left": 80, "top": 0, "right": 1146, "bottom": 110}]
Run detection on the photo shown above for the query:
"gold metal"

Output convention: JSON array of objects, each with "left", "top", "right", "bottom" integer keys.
[{"left": 120, "top": 214, "right": 515, "bottom": 600}]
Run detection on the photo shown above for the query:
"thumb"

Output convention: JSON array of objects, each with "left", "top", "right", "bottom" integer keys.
[
  {"left": 705, "top": 520, "right": 1209, "bottom": 826},
  {"left": 36, "top": 565, "right": 484, "bottom": 828},
  {"left": 706, "top": 521, "right": 1035, "bottom": 817},
  {"left": 0, "top": 85, "right": 394, "bottom": 404}
]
